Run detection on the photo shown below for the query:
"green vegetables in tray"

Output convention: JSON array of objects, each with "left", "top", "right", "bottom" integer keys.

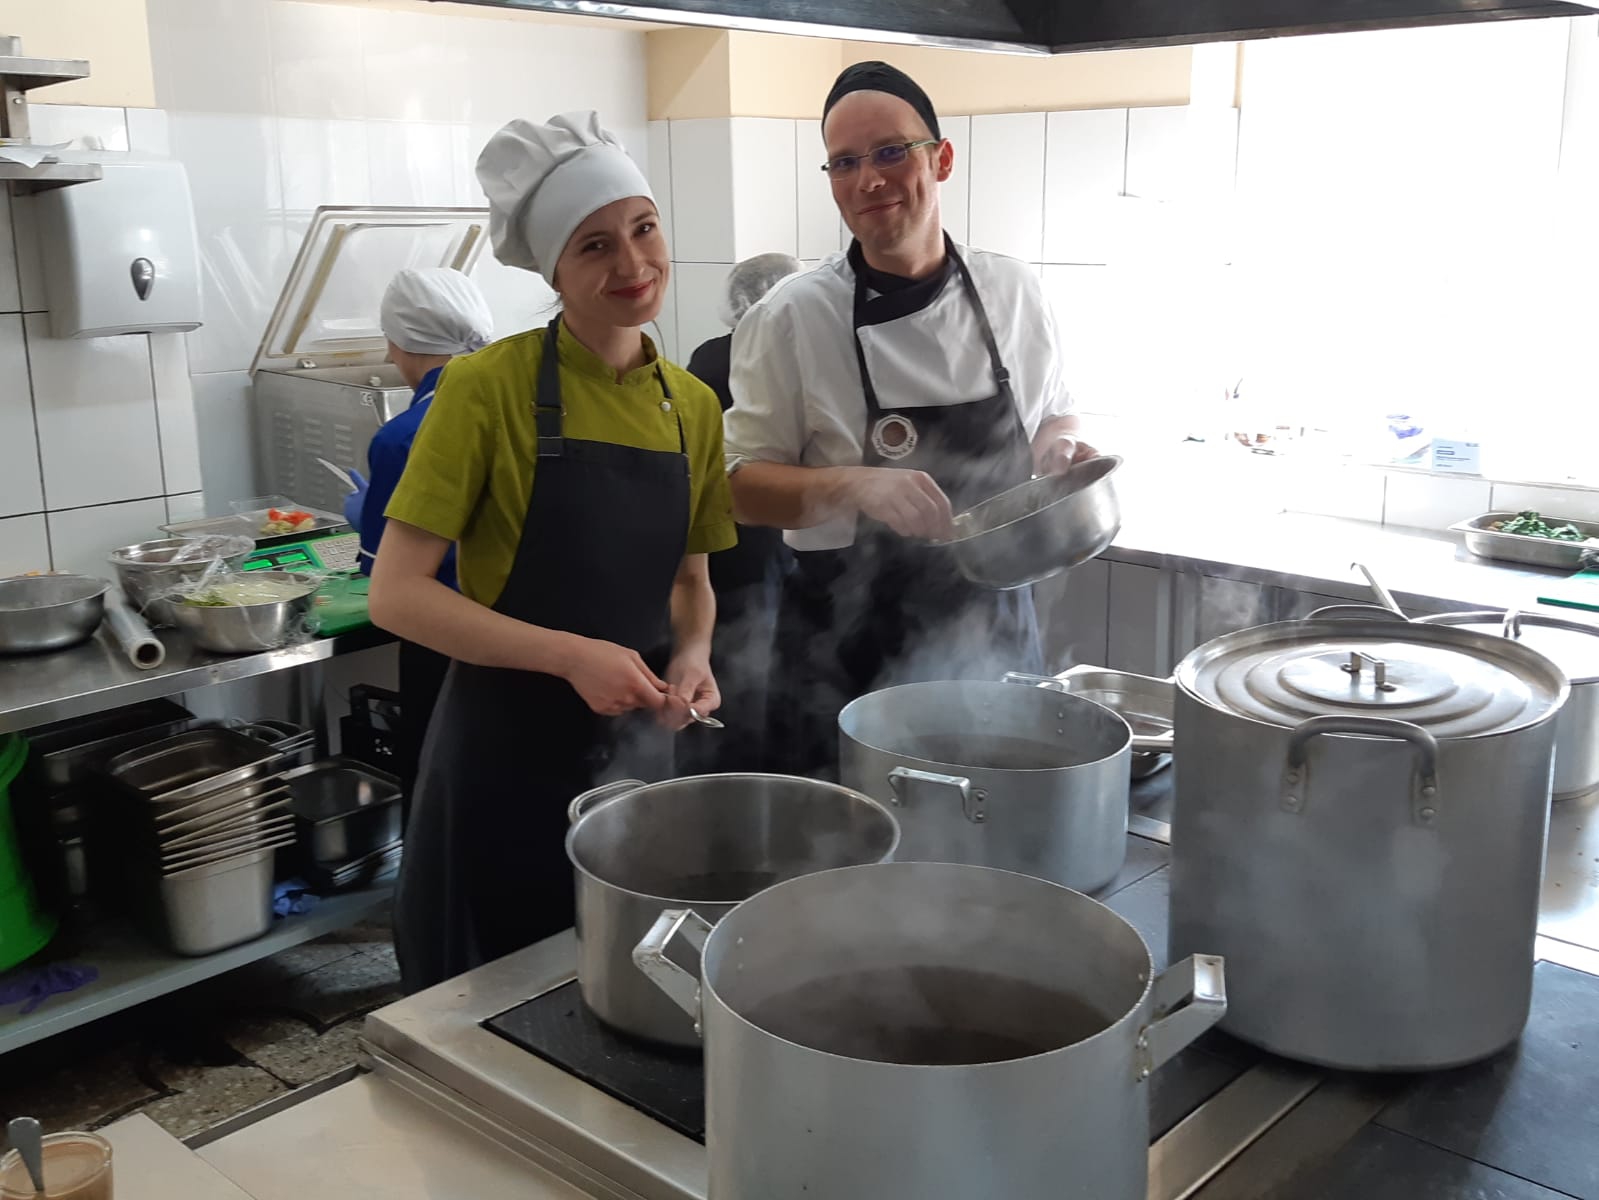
[{"left": 1490, "top": 511, "right": 1587, "bottom": 542}]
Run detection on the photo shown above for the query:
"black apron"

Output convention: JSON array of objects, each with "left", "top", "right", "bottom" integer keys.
[
  {"left": 394, "top": 317, "right": 690, "bottom": 994},
  {"left": 767, "top": 238, "right": 1043, "bottom": 780}
]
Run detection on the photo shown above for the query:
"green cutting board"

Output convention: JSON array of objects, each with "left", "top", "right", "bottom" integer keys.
[
  {"left": 307, "top": 575, "right": 372, "bottom": 636},
  {"left": 1538, "top": 567, "right": 1599, "bottom": 614}
]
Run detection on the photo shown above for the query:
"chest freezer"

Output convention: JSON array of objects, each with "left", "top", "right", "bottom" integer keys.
[{"left": 252, "top": 206, "right": 489, "bottom": 516}]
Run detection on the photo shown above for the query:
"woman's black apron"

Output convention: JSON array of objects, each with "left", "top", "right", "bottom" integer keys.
[
  {"left": 394, "top": 317, "right": 689, "bottom": 994},
  {"left": 766, "top": 238, "right": 1043, "bottom": 780}
]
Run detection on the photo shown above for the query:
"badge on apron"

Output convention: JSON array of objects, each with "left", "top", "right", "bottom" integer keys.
[{"left": 870, "top": 414, "right": 919, "bottom": 461}]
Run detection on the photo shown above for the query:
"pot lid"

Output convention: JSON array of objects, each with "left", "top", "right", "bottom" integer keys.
[
  {"left": 1415, "top": 611, "right": 1599, "bottom": 686},
  {"left": 1177, "top": 618, "right": 1566, "bottom": 738},
  {"left": 251, "top": 205, "right": 489, "bottom": 374}
]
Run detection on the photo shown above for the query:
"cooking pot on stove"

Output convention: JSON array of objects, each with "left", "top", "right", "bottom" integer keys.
[
  {"left": 566, "top": 773, "right": 898, "bottom": 1048},
  {"left": 839, "top": 678, "right": 1131, "bottom": 892},
  {"left": 1415, "top": 609, "right": 1599, "bottom": 802},
  {"left": 1169, "top": 616, "right": 1566, "bottom": 1070},
  {"left": 634, "top": 862, "right": 1227, "bottom": 1200}
]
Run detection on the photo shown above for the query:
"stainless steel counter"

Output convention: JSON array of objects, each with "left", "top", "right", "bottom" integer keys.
[
  {"left": 1105, "top": 509, "right": 1596, "bottom": 620},
  {"left": 0, "top": 624, "right": 392, "bottom": 734}
]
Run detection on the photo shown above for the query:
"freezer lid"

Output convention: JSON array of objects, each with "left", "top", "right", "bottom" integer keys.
[{"left": 252, "top": 205, "right": 490, "bottom": 374}]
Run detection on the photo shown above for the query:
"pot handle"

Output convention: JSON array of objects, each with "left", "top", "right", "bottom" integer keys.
[
  {"left": 1283, "top": 715, "right": 1441, "bottom": 825},
  {"left": 567, "top": 778, "right": 644, "bottom": 825},
  {"left": 888, "top": 765, "right": 986, "bottom": 825},
  {"left": 632, "top": 908, "right": 713, "bottom": 1028},
  {"left": 1502, "top": 608, "right": 1524, "bottom": 640},
  {"left": 1000, "top": 670, "right": 1067, "bottom": 692},
  {"left": 1136, "top": 953, "right": 1227, "bottom": 1081}
]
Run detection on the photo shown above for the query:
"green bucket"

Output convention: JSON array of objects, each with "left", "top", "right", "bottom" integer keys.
[{"left": 0, "top": 735, "right": 57, "bottom": 973}]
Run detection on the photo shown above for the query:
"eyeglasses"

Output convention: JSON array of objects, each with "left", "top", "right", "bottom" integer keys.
[{"left": 820, "top": 140, "right": 940, "bottom": 179}]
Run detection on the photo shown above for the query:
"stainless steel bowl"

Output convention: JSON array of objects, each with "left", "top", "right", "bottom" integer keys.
[
  {"left": 942, "top": 455, "right": 1123, "bottom": 591},
  {"left": 109, "top": 535, "right": 255, "bottom": 626},
  {"left": 0, "top": 574, "right": 108, "bottom": 655},
  {"left": 167, "top": 571, "right": 318, "bottom": 654}
]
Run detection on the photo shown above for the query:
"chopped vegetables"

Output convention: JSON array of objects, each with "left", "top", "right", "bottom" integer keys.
[
  {"left": 1490, "top": 511, "right": 1587, "bottom": 542},
  {"left": 261, "top": 508, "right": 317, "bottom": 536},
  {"left": 184, "top": 577, "right": 316, "bottom": 607}
]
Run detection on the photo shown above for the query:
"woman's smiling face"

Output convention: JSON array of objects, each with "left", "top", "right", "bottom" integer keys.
[{"left": 553, "top": 197, "right": 671, "bottom": 329}]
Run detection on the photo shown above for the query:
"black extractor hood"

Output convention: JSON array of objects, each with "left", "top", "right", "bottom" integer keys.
[{"left": 455, "top": 0, "right": 1599, "bottom": 53}]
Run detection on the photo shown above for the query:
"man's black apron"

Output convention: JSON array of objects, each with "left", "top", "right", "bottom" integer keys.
[
  {"left": 767, "top": 238, "right": 1043, "bottom": 780},
  {"left": 394, "top": 317, "right": 689, "bottom": 994}
]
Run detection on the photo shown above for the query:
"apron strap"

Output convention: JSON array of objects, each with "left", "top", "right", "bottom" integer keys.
[
  {"left": 536, "top": 315, "right": 565, "bottom": 459},
  {"left": 848, "top": 234, "right": 1013, "bottom": 419},
  {"left": 537, "top": 314, "right": 687, "bottom": 456}
]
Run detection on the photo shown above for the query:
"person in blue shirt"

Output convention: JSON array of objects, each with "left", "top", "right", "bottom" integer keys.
[{"left": 345, "top": 266, "right": 493, "bottom": 818}]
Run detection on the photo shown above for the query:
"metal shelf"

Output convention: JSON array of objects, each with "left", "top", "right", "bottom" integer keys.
[
  {"left": 0, "top": 51, "right": 91, "bottom": 92},
  {"left": 0, "top": 159, "right": 102, "bottom": 194},
  {"left": 0, "top": 625, "right": 394, "bottom": 735},
  {"left": 0, "top": 884, "right": 393, "bottom": 1056}
]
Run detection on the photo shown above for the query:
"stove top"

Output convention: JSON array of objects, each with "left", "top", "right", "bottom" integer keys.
[
  {"left": 486, "top": 980, "right": 707, "bottom": 1142},
  {"left": 362, "top": 813, "right": 1599, "bottom": 1200}
]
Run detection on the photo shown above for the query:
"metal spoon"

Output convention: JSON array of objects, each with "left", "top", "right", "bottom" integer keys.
[
  {"left": 688, "top": 706, "right": 724, "bottom": 730},
  {"left": 7, "top": 1117, "right": 46, "bottom": 1195}
]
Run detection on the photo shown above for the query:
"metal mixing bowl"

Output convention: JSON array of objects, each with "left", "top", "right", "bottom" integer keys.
[
  {"left": 167, "top": 571, "right": 318, "bottom": 654},
  {"left": 0, "top": 574, "right": 108, "bottom": 655},
  {"left": 942, "top": 454, "right": 1123, "bottom": 590},
  {"left": 109, "top": 535, "right": 255, "bottom": 626}
]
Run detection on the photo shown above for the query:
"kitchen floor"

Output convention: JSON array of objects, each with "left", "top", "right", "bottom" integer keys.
[{"left": 0, "top": 909, "right": 401, "bottom": 1141}]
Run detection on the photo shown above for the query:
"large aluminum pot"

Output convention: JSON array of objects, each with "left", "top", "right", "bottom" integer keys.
[
  {"left": 1169, "top": 617, "right": 1567, "bottom": 1071},
  {"left": 839, "top": 679, "right": 1130, "bottom": 892},
  {"left": 941, "top": 454, "right": 1122, "bottom": 590},
  {"left": 635, "top": 862, "right": 1226, "bottom": 1200},
  {"left": 1416, "top": 609, "right": 1599, "bottom": 801},
  {"left": 566, "top": 773, "right": 899, "bottom": 1048}
]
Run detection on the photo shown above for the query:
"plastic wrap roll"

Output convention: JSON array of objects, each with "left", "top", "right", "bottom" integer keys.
[{"left": 104, "top": 589, "right": 166, "bottom": 670}]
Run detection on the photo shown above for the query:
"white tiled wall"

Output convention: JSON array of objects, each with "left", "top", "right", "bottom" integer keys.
[{"left": 0, "top": 0, "right": 648, "bottom": 574}]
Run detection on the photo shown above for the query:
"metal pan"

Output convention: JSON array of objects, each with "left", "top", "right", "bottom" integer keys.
[{"left": 1449, "top": 512, "right": 1599, "bottom": 570}]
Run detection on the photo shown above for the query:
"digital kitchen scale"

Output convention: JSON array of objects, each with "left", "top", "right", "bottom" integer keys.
[{"left": 241, "top": 528, "right": 362, "bottom": 575}]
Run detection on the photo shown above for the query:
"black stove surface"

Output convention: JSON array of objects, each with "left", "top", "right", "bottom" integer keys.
[
  {"left": 485, "top": 980, "right": 708, "bottom": 1141},
  {"left": 482, "top": 979, "right": 1256, "bottom": 1150},
  {"left": 1372, "top": 961, "right": 1599, "bottom": 1200}
]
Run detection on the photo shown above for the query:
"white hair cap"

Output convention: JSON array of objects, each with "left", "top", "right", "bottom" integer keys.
[
  {"left": 475, "top": 111, "right": 654, "bottom": 279},
  {"left": 720, "top": 252, "right": 804, "bottom": 327},
  {"left": 379, "top": 268, "right": 494, "bottom": 356}
]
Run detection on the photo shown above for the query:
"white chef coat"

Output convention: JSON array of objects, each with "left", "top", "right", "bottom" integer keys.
[{"left": 725, "top": 244, "right": 1074, "bottom": 551}]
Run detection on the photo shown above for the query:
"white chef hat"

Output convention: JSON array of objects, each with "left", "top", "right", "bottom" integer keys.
[
  {"left": 475, "top": 111, "right": 654, "bottom": 279},
  {"left": 379, "top": 267, "right": 494, "bottom": 356}
]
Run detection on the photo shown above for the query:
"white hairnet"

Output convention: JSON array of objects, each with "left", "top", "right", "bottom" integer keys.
[
  {"left": 718, "top": 253, "right": 804, "bottom": 328},
  {"left": 380, "top": 268, "right": 494, "bottom": 356},
  {"left": 475, "top": 111, "right": 654, "bottom": 279}
]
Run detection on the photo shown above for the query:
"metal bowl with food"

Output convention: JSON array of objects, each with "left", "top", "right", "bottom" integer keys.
[
  {"left": 0, "top": 574, "right": 108, "bottom": 655},
  {"left": 941, "top": 455, "right": 1122, "bottom": 591},
  {"left": 167, "top": 571, "right": 319, "bottom": 654},
  {"left": 109, "top": 535, "right": 255, "bottom": 626}
]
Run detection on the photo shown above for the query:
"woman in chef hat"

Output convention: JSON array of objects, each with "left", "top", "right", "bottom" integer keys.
[{"left": 369, "top": 112, "right": 736, "bottom": 994}]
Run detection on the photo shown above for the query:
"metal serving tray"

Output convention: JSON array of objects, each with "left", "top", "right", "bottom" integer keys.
[{"left": 1449, "top": 512, "right": 1599, "bottom": 570}]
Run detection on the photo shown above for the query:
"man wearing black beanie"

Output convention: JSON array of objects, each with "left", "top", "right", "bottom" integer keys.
[{"left": 724, "top": 60, "right": 1097, "bottom": 779}]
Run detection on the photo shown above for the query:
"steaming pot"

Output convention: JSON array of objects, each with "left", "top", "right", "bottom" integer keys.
[
  {"left": 635, "top": 862, "right": 1227, "bottom": 1200},
  {"left": 1169, "top": 616, "right": 1566, "bottom": 1070},
  {"left": 839, "top": 680, "right": 1131, "bottom": 892},
  {"left": 566, "top": 774, "right": 899, "bottom": 1047}
]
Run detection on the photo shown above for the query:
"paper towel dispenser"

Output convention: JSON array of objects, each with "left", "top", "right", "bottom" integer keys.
[{"left": 34, "top": 154, "right": 203, "bottom": 338}]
